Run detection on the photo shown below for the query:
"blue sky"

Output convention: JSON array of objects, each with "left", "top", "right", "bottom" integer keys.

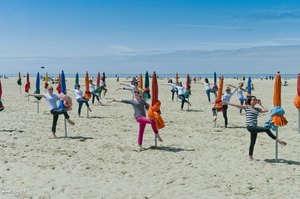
[{"left": 1, "top": 0, "right": 300, "bottom": 74}]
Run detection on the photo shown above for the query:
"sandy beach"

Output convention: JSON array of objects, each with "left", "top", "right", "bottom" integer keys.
[{"left": 0, "top": 76, "right": 299, "bottom": 199}]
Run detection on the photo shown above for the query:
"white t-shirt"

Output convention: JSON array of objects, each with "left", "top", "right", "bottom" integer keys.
[
  {"left": 204, "top": 82, "right": 211, "bottom": 91},
  {"left": 89, "top": 83, "right": 96, "bottom": 92},
  {"left": 75, "top": 89, "right": 83, "bottom": 99},
  {"left": 44, "top": 93, "right": 59, "bottom": 110},
  {"left": 237, "top": 88, "right": 244, "bottom": 99},
  {"left": 176, "top": 86, "right": 186, "bottom": 95}
]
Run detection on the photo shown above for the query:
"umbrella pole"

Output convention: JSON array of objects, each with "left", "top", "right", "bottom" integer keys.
[
  {"left": 155, "top": 135, "right": 157, "bottom": 148},
  {"left": 298, "top": 110, "right": 300, "bottom": 134},
  {"left": 87, "top": 107, "right": 89, "bottom": 118},
  {"left": 37, "top": 99, "right": 39, "bottom": 113},
  {"left": 19, "top": 86, "right": 22, "bottom": 94},
  {"left": 275, "top": 129, "right": 278, "bottom": 163},
  {"left": 187, "top": 97, "right": 190, "bottom": 110},
  {"left": 64, "top": 118, "right": 68, "bottom": 137}
]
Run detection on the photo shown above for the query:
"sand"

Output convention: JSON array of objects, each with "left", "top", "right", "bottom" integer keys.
[{"left": 0, "top": 76, "right": 299, "bottom": 199}]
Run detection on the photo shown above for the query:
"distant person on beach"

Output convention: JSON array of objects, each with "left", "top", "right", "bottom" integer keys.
[
  {"left": 109, "top": 90, "right": 163, "bottom": 151},
  {"left": 74, "top": 84, "right": 92, "bottom": 117},
  {"left": 173, "top": 81, "right": 191, "bottom": 110},
  {"left": 28, "top": 86, "right": 75, "bottom": 138},
  {"left": 167, "top": 79, "right": 178, "bottom": 101},
  {"left": 212, "top": 86, "right": 238, "bottom": 128},
  {"left": 202, "top": 78, "right": 216, "bottom": 103},
  {"left": 99, "top": 77, "right": 108, "bottom": 98},
  {"left": 228, "top": 82, "right": 248, "bottom": 114},
  {"left": 224, "top": 96, "right": 287, "bottom": 160},
  {"left": 117, "top": 81, "right": 140, "bottom": 99},
  {"left": 89, "top": 79, "right": 101, "bottom": 105}
]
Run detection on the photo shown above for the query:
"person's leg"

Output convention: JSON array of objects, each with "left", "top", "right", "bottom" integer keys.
[
  {"left": 136, "top": 116, "right": 162, "bottom": 142},
  {"left": 50, "top": 110, "right": 59, "bottom": 138},
  {"left": 171, "top": 91, "right": 175, "bottom": 101},
  {"left": 239, "top": 99, "right": 244, "bottom": 114},
  {"left": 52, "top": 108, "right": 75, "bottom": 125},
  {"left": 247, "top": 126, "right": 286, "bottom": 145},
  {"left": 249, "top": 132, "right": 257, "bottom": 159},
  {"left": 92, "top": 94, "right": 95, "bottom": 104},
  {"left": 222, "top": 105, "right": 228, "bottom": 127},
  {"left": 206, "top": 90, "right": 211, "bottom": 102},
  {"left": 104, "top": 88, "right": 107, "bottom": 96},
  {"left": 83, "top": 99, "right": 92, "bottom": 111},
  {"left": 77, "top": 99, "right": 83, "bottom": 116}
]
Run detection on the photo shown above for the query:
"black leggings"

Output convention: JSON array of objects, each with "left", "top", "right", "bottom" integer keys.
[
  {"left": 99, "top": 86, "right": 107, "bottom": 98},
  {"left": 50, "top": 109, "right": 70, "bottom": 133},
  {"left": 178, "top": 94, "right": 189, "bottom": 110},
  {"left": 77, "top": 99, "right": 89, "bottom": 115},
  {"left": 171, "top": 90, "right": 178, "bottom": 101},
  {"left": 246, "top": 126, "right": 277, "bottom": 156},
  {"left": 212, "top": 105, "right": 228, "bottom": 126},
  {"left": 91, "top": 93, "right": 99, "bottom": 104}
]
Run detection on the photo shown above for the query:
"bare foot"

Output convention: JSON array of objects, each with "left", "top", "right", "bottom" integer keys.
[
  {"left": 67, "top": 119, "right": 75, "bottom": 125},
  {"left": 188, "top": 102, "right": 192, "bottom": 106},
  {"left": 136, "top": 145, "right": 143, "bottom": 152},
  {"left": 88, "top": 107, "right": 92, "bottom": 112},
  {"left": 249, "top": 155, "right": 254, "bottom": 161},
  {"left": 277, "top": 140, "right": 287, "bottom": 146},
  {"left": 212, "top": 117, "right": 217, "bottom": 122},
  {"left": 156, "top": 134, "right": 163, "bottom": 142},
  {"left": 52, "top": 133, "right": 58, "bottom": 139}
]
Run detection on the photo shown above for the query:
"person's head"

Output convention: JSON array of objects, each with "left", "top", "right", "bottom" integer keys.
[
  {"left": 134, "top": 90, "right": 143, "bottom": 99},
  {"left": 204, "top": 78, "right": 209, "bottom": 83},
  {"left": 247, "top": 96, "right": 260, "bottom": 106},
  {"left": 225, "top": 87, "right": 231, "bottom": 93},
  {"left": 76, "top": 84, "right": 81, "bottom": 89},
  {"left": 89, "top": 79, "right": 93, "bottom": 84},
  {"left": 47, "top": 85, "right": 54, "bottom": 94},
  {"left": 168, "top": 79, "right": 173, "bottom": 83},
  {"left": 178, "top": 81, "right": 182, "bottom": 86}
]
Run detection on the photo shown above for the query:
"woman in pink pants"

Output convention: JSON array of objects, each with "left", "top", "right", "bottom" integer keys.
[{"left": 110, "top": 91, "right": 163, "bottom": 151}]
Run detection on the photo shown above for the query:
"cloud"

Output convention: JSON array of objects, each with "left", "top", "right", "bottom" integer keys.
[
  {"left": 108, "top": 45, "right": 137, "bottom": 55},
  {"left": 174, "top": 24, "right": 252, "bottom": 31},
  {"left": 248, "top": 9, "right": 300, "bottom": 21}
]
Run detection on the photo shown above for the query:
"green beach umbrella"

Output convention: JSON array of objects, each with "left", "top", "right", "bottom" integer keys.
[
  {"left": 143, "top": 71, "right": 151, "bottom": 99},
  {"left": 75, "top": 72, "right": 79, "bottom": 88}
]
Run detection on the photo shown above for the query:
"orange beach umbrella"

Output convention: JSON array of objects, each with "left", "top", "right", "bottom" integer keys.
[
  {"left": 151, "top": 72, "right": 158, "bottom": 106},
  {"left": 214, "top": 76, "right": 224, "bottom": 110},
  {"left": 84, "top": 71, "right": 91, "bottom": 99},
  {"left": 44, "top": 72, "right": 49, "bottom": 89},
  {"left": 96, "top": 72, "right": 101, "bottom": 87},
  {"left": 56, "top": 73, "right": 61, "bottom": 93},
  {"left": 175, "top": 73, "right": 179, "bottom": 84},
  {"left": 294, "top": 73, "right": 300, "bottom": 109},
  {"left": 139, "top": 73, "right": 143, "bottom": 90},
  {"left": 272, "top": 72, "right": 288, "bottom": 126},
  {"left": 186, "top": 74, "right": 191, "bottom": 91}
]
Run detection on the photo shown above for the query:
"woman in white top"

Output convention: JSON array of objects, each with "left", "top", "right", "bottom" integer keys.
[
  {"left": 28, "top": 86, "right": 75, "bottom": 138},
  {"left": 174, "top": 82, "right": 191, "bottom": 110},
  {"left": 99, "top": 77, "right": 108, "bottom": 98},
  {"left": 167, "top": 79, "right": 178, "bottom": 101},
  {"left": 74, "top": 84, "right": 92, "bottom": 117},
  {"left": 89, "top": 79, "right": 101, "bottom": 105},
  {"left": 228, "top": 82, "right": 248, "bottom": 114},
  {"left": 202, "top": 78, "right": 216, "bottom": 102}
]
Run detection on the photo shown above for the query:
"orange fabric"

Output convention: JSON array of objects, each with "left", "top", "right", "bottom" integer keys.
[
  {"left": 175, "top": 73, "right": 179, "bottom": 84},
  {"left": 186, "top": 74, "right": 191, "bottom": 90},
  {"left": 151, "top": 72, "right": 158, "bottom": 105},
  {"left": 294, "top": 95, "right": 300, "bottom": 109},
  {"left": 214, "top": 76, "right": 224, "bottom": 109},
  {"left": 273, "top": 73, "right": 281, "bottom": 106},
  {"left": 84, "top": 71, "right": 91, "bottom": 99},
  {"left": 148, "top": 101, "right": 165, "bottom": 129},
  {"left": 271, "top": 115, "right": 288, "bottom": 126},
  {"left": 56, "top": 74, "right": 61, "bottom": 93},
  {"left": 138, "top": 74, "right": 143, "bottom": 90},
  {"left": 60, "top": 93, "right": 72, "bottom": 111},
  {"left": 297, "top": 74, "right": 300, "bottom": 97}
]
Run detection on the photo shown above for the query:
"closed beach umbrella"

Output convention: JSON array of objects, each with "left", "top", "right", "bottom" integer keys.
[
  {"left": 214, "top": 76, "right": 224, "bottom": 110},
  {"left": 56, "top": 73, "right": 61, "bottom": 94},
  {"left": 96, "top": 72, "right": 100, "bottom": 87},
  {"left": 25, "top": 73, "right": 30, "bottom": 93},
  {"left": 34, "top": 72, "right": 42, "bottom": 100},
  {"left": 175, "top": 72, "right": 179, "bottom": 84},
  {"left": 84, "top": 71, "right": 91, "bottom": 99},
  {"left": 151, "top": 72, "right": 158, "bottom": 106},
  {"left": 139, "top": 73, "right": 143, "bottom": 90},
  {"left": 102, "top": 72, "right": 106, "bottom": 82},
  {"left": 17, "top": 72, "right": 22, "bottom": 85},
  {"left": 247, "top": 76, "right": 252, "bottom": 95},
  {"left": 61, "top": 70, "right": 66, "bottom": 94},
  {"left": 75, "top": 72, "right": 79, "bottom": 89},
  {"left": 0, "top": 79, "right": 4, "bottom": 111},
  {"left": 44, "top": 72, "right": 49, "bottom": 89},
  {"left": 294, "top": 73, "right": 300, "bottom": 109},
  {"left": 214, "top": 72, "right": 217, "bottom": 86},
  {"left": 143, "top": 71, "right": 151, "bottom": 99},
  {"left": 186, "top": 74, "right": 191, "bottom": 91}
]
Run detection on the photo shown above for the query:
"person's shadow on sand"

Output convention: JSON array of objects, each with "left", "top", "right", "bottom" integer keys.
[
  {"left": 147, "top": 146, "right": 195, "bottom": 153},
  {"left": 264, "top": 159, "right": 300, "bottom": 165},
  {"left": 60, "top": 136, "right": 93, "bottom": 142}
]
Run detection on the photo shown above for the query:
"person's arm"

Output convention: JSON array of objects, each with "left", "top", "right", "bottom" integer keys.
[
  {"left": 231, "top": 87, "right": 238, "bottom": 95},
  {"left": 224, "top": 101, "right": 246, "bottom": 110},
  {"left": 109, "top": 99, "right": 133, "bottom": 105},
  {"left": 119, "top": 83, "right": 131, "bottom": 87},
  {"left": 257, "top": 100, "right": 268, "bottom": 113},
  {"left": 28, "top": 93, "right": 45, "bottom": 98},
  {"left": 226, "top": 84, "right": 236, "bottom": 88}
]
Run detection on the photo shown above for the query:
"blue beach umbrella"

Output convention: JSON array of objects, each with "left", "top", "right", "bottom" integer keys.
[
  {"left": 61, "top": 70, "right": 66, "bottom": 94},
  {"left": 247, "top": 76, "right": 252, "bottom": 95},
  {"left": 34, "top": 72, "right": 42, "bottom": 100},
  {"left": 214, "top": 72, "right": 217, "bottom": 85}
]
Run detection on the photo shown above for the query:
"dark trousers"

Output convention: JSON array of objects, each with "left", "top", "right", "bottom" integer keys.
[
  {"left": 50, "top": 108, "right": 70, "bottom": 133},
  {"left": 99, "top": 86, "right": 107, "bottom": 98},
  {"left": 77, "top": 98, "right": 89, "bottom": 115},
  {"left": 171, "top": 90, "right": 178, "bottom": 101},
  {"left": 212, "top": 105, "right": 228, "bottom": 126},
  {"left": 178, "top": 94, "right": 189, "bottom": 110},
  {"left": 246, "top": 126, "right": 277, "bottom": 156},
  {"left": 91, "top": 92, "right": 99, "bottom": 104}
]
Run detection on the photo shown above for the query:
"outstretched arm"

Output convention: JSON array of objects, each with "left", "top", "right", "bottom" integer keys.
[
  {"left": 28, "top": 93, "right": 45, "bottom": 98},
  {"left": 119, "top": 83, "right": 131, "bottom": 87},
  {"left": 226, "top": 84, "right": 236, "bottom": 88},
  {"left": 257, "top": 100, "right": 268, "bottom": 113},
  {"left": 224, "top": 101, "right": 246, "bottom": 110}
]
